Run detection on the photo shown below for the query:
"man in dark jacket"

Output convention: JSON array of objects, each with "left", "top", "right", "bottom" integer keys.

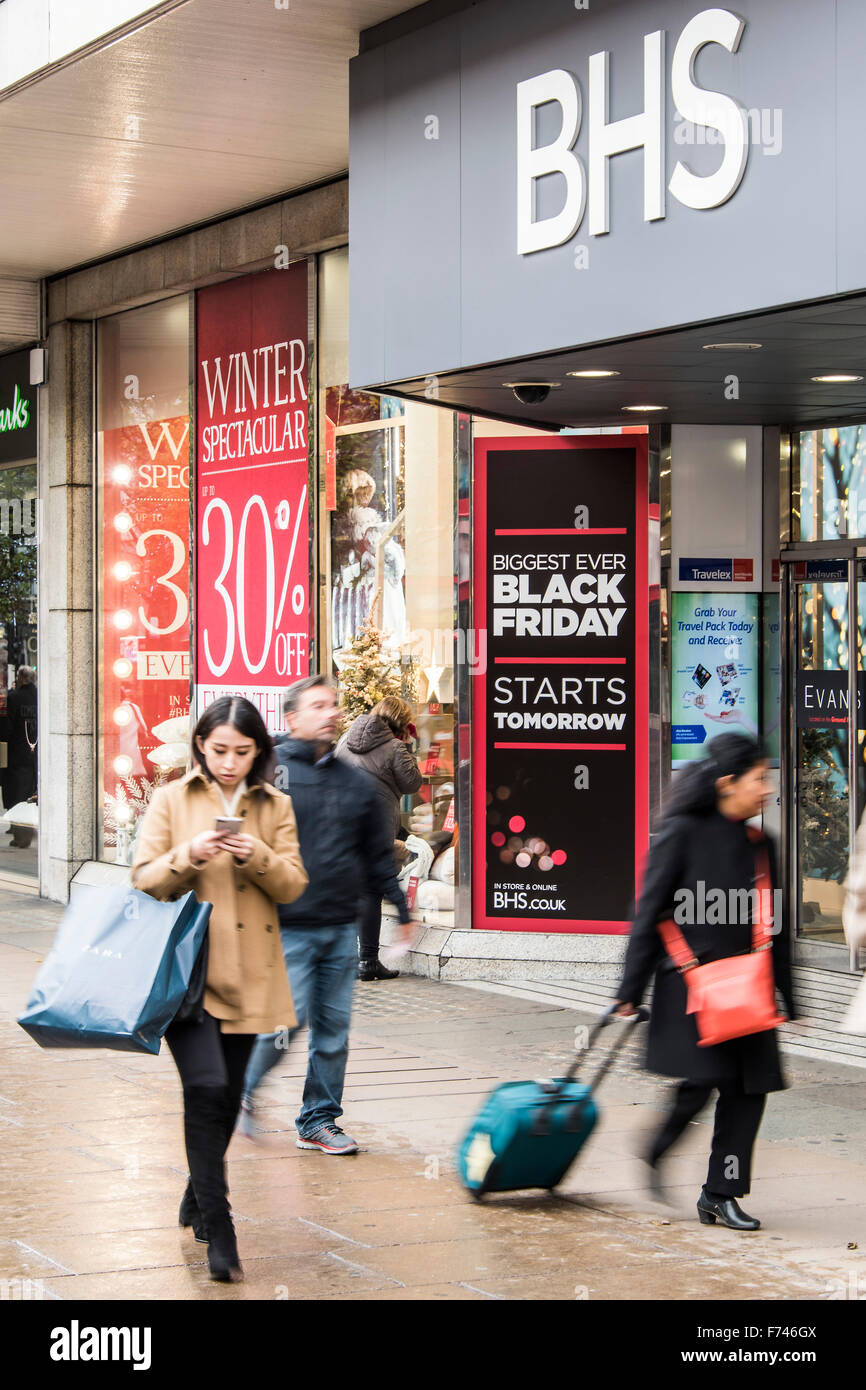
[{"left": 240, "top": 674, "right": 412, "bottom": 1154}]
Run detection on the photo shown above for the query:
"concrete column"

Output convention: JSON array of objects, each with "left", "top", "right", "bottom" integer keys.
[{"left": 39, "top": 320, "right": 95, "bottom": 902}]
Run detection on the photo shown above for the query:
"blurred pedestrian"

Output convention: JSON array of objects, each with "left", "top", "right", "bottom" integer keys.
[
  {"left": 613, "top": 734, "right": 796, "bottom": 1232},
  {"left": 5, "top": 666, "right": 37, "bottom": 847},
  {"left": 240, "top": 675, "right": 413, "bottom": 1152},
  {"left": 336, "top": 695, "right": 422, "bottom": 979},
  {"left": 132, "top": 696, "right": 308, "bottom": 1282}
]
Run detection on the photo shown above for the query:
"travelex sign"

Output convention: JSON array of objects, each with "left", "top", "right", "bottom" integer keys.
[{"left": 518, "top": 8, "right": 753, "bottom": 253}]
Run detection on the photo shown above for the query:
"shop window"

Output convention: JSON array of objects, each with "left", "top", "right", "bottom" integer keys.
[
  {"left": 318, "top": 248, "right": 457, "bottom": 917},
  {"left": 797, "top": 426, "right": 866, "bottom": 541},
  {"left": 96, "top": 297, "right": 192, "bottom": 862},
  {"left": 0, "top": 462, "right": 38, "bottom": 877}
]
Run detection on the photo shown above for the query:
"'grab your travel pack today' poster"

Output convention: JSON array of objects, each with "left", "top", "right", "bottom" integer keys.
[{"left": 671, "top": 592, "right": 759, "bottom": 767}]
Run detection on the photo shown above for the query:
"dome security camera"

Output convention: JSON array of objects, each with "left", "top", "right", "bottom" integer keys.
[{"left": 508, "top": 382, "right": 552, "bottom": 406}]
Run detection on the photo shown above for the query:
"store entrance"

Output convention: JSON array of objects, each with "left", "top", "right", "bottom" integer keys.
[{"left": 782, "top": 548, "right": 864, "bottom": 969}]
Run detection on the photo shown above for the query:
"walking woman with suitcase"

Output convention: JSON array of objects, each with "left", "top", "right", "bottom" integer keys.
[
  {"left": 613, "top": 734, "right": 796, "bottom": 1232},
  {"left": 132, "top": 696, "right": 308, "bottom": 1281}
]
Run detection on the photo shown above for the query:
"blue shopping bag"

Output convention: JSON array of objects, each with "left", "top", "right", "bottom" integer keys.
[{"left": 17, "top": 886, "right": 211, "bottom": 1054}]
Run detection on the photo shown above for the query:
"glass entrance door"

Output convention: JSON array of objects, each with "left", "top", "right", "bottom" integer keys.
[{"left": 787, "top": 555, "right": 865, "bottom": 959}]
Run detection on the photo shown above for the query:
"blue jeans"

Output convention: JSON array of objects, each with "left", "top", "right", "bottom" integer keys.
[{"left": 243, "top": 922, "right": 358, "bottom": 1137}]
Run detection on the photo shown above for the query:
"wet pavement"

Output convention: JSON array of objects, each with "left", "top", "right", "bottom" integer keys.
[{"left": 1, "top": 890, "right": 865, "bottom": 1302}]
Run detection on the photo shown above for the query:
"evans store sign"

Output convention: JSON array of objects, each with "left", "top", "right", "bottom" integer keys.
[{"left": 350, "top": 0, "right": 866, "bottom": 385}]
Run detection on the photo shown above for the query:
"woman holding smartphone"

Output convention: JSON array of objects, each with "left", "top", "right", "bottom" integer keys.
[{"left": 132, "top": 696, "right": 308, "bottom": 1282}]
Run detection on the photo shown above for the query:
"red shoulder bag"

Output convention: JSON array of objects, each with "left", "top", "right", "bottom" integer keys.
[{"left": 657, "top": 830, "right": 785, "bottom": 1047}]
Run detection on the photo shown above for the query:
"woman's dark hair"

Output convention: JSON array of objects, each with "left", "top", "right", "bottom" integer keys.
[
  {"left": 191, "top": 697, "right": 273, "bottom": 786},
  {"left": 663, "top": 733, "right": 765, "bottom": 820}
]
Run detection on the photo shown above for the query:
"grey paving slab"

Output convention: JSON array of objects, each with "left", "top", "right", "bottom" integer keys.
[{"left": 2, "top": 892, "right": 866, "bottom": 1301}]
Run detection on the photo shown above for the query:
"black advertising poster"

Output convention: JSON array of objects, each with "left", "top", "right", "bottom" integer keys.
[{"left": 472, "top": 437, "right": 648, "bottom": 933}]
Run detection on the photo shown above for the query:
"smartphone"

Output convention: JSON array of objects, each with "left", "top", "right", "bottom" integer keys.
[{"left": 214, "top": 816, "right": 243, "bottom": 836}]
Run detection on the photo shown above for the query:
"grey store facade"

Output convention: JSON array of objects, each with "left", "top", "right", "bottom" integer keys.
[{"left": 348, "top": 0, "right": 866, "bottom": 990}]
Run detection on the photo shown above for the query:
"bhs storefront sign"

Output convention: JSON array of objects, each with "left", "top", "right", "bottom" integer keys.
[{"left": 518, "top": 8, "right": 750, "bottom": 253}]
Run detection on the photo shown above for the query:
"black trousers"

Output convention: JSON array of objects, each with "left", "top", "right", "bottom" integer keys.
[
  {"left": 165, "top": 1011, "right": 254, "bottom": 1100},
  {"left": 165, "top": 1013, "right": 255, "bottom": 1225},
  {"left": 358, "top": 893, "right": 383, "bottom": 959},
  {"left": 650, "top": 1080, "right": 766, "bottom": 1198}
]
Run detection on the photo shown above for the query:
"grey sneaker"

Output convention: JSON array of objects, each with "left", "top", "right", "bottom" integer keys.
[
  {"left": 237, "top": 1094, "right": 261, "bottom": 1141},
  {"left": 296, "top": 1124, "right": 359, "bottom": 1155}
]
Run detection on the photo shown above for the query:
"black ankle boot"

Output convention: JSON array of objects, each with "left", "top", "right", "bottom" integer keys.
[
  {"left": 358, "top": 957, "right": 399, "bottom": 981},
  {"left": 697, "top": 1186, "right": 761, "bottom": 1231},
  {"left": 207, "top": 1216, "right": 243, "bottom": 1282},
  {"left": 178, "top": 1179, "right": 208, "bottom": 1244}
]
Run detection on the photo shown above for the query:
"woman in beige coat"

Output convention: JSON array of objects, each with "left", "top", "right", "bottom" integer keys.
[{"left": 132, "top": 696, "right": 307, "bottom": 1282}]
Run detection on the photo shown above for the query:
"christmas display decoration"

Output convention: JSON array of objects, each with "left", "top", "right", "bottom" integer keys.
[
  {"left": 337, "top": 613, "right": 417, "bottom": 722},
  {"left": 337, "top": 615, "right": 403, "bottom": 722}
]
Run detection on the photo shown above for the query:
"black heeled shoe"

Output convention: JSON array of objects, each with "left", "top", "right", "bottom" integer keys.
[
  {"left": 178, "top": 1179, "right": 208, "bottom": 1244},
  {"left": 207, "top": 1217, "right": 244, "bottom": 1282},
  {"left": 697, "top": 1186, "right": 761, "bottom": 1231}
]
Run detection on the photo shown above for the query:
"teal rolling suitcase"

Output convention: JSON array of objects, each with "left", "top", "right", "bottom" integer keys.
[{"left": 456, "top": 1006, "right": 648, "bottom": 1199}]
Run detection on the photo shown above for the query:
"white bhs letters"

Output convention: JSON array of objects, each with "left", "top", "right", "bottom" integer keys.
[{"left": 516, "top": 7, "right": 748, "bottom": 253}]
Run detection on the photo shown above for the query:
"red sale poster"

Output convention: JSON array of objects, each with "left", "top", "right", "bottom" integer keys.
[
  {"left": 102, "top": 416, "right": 192, "bottom": 855},
  {"left": 195, "top": 265, "right": 310, "bottom": 731}
]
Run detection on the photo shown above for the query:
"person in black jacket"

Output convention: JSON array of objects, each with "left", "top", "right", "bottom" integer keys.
[
  {"left": 614, "top": 734, "right": 796, "bottom": 1232},
  {"left": 240, "top": 675, "right": 412, "bottom": 1154},
  {"left": 4, "top": 666, "right": 37, "bottom": 847},
  {"left": 335, "top": 695, "right": 422, "bottom": 981}
]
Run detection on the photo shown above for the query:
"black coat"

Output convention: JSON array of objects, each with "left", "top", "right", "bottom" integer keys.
[
  {"left": 335, "top": 714, "right": 422, "bottom": 838},
  {"left": 3, "top": 683, "right": 37, "bottom": 804},
  {"left": 617, "top": 810, "right": 797, "bottom": 1094},
  {"left": 272, "top": 736, "right": 409, "bottom": 928}
]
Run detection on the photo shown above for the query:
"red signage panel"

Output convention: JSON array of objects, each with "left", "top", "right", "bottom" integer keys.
[
  {"left": 195, "top": 266, "right": 310, "bottom": 731},
  {"left": 102, "top": 416, "right": 192, "bottom": 843}
]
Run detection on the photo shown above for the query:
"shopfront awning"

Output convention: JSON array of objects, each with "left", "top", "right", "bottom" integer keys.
[
  {"left": 373, "top": 295, "right": 866, "bottom": 432},
  {"left": 0, "top": 0, "right": 425, "bottom": 293}
]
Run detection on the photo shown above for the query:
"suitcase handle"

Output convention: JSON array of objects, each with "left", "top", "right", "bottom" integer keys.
[{"left": 561, "top": 1004, "right": 649, "bottom": 1091}]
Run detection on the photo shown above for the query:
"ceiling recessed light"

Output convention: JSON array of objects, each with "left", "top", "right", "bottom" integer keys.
[
  {"left": 622, "top": 404, "right": 667, "bottom": 412},
  {"left": 567, "top": 369, "right": 620, "bottom": 378},
  {"left": 702, "top": 342, "right": 763, "bottom": 351},
  {"left": 811, "top": 373, "right": 863, "bottom": 383}
]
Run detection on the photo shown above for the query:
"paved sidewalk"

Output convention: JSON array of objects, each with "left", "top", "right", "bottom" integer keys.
[{"left": 1, "top": 891, "right": 865, "bottom": 1302}]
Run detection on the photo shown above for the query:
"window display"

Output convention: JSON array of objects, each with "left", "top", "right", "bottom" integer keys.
[
  {"left": 318, "top": 248, "right": 457, "bottom": 916},
  {"left": 96, "top": 297, "right": 192, "bottom": 862},
  {"left": 0, "top": 460, "right": 38, "bottom": 877},
  {"left": 798, "top": 427, "right": 866, "bottom": 541}
]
